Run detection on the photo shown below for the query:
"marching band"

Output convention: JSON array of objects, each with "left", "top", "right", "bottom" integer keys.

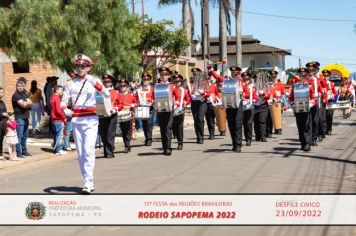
[{"left": 62, "top": 54, "right": 354, "bottom": 194}]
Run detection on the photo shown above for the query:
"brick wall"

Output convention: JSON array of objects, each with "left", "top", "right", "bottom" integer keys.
[{"left": 1, "top": 61, "right": 57, "bottom": 111}]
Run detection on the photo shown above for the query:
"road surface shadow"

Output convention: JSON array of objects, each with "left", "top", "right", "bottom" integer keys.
[
  {"left": 278, "top": 142, "right": 300, "bottom": 146},
  {"left": 137, "top": 152, "right": 164, "bottom": 157},
  {"left": 43, "top": 186, "right": 82, "bottom": 194},
  {"left": 204, "top": 148, "right": 232, "bottom": 153},
  {"left": 40, "top": 147, "right": 54, "bottom": 153}
]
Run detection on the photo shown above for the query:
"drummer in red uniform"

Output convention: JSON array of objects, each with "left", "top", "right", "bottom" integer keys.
[
  {"left": 266, "top": 70, "right": 285, "bottom": 135},
  {"left": 136, "top": 72, "right": 155, "bottom": 146},
  {"left": 289, "top": 67, "right": 316, "bottom": 152},
  {"left": 172, "top": 74, "right": 191, "bottom": 150},
  {"left": 156, "top": 67, "right": 175, "bottom": 156},
  {"left": 321, "top": 69, "right": 337, "bottom": 135},
  {"left": 115, "top": 79, "right": 137, "bottom": 153},
  {"left": 209, "top": 66, "right": 248, "bottom": 152}
]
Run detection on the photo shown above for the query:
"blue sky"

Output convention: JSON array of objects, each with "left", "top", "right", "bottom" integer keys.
[{"left": 133, "top": 0, "right": 356, "bottom": 72}]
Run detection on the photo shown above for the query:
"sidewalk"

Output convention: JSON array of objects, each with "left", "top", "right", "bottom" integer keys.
[{"left": 0, "top": 113, "right": 195, "bottom": 171}]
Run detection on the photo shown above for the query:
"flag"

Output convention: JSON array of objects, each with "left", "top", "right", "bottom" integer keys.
[{"left": 286, "top": 72, "right": 300, "bottom": 85}]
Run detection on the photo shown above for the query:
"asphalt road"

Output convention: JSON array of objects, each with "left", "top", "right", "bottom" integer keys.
[{"left": 0, "top": 110, "right": 355, "bottom": 236}]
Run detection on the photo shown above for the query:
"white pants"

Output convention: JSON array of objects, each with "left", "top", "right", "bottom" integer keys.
[
  {"left": 30, "top": 103, "right": 42, "bottom": 130},
  {"left": 72, "top": 116, "right": 98, "bottom": 188}
]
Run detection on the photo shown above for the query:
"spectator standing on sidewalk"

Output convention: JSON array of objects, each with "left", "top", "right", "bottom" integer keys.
[
  {"left": 29, "top": 80, "right": 44, "bottom": 134},
  {"left": 0, "top": 87, "right": 8, "bottom": 160},
  {"left": 5, "top": 113, "right": 21, "bottom": 161},
  {"left": 50, "top": 85, "right": 66, "bottom": 155},
  {"left": 12, "top": 78, "right": 32, "bottom": 158}
]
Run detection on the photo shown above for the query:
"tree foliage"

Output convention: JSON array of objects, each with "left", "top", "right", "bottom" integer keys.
[
  {"left": 137, "top": 19, "right": 190, "bottom": 71},
  {"left": 0, "top": 0, "right": 141, "bottom": 76}
]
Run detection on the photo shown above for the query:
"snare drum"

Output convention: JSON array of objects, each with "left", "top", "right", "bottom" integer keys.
[
  {"left": 222, "top": 80, "right": 241, "bottom": 108},
  {"left": 134, "top": 106, "right": 150, "bottom": 119},
  {"left": 293, "top": 83, "right": 310, "bottom": 113},
  {"left": 154, "top": 84, "right": 173, "bottom": 112},
  {"left": 117, "top": 111, "right": 132, "bottom": 122}
]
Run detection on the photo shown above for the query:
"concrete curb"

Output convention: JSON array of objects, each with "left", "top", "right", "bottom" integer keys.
[{"left": 0, "top": 114, "right": 195, "bottom": 171}]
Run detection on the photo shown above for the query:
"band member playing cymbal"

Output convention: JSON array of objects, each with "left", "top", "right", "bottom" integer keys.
[
  {"left": 135, "top": 72, "right": 155, "bottom": 146},
  {"left": 190, "top": 68, "right": 210, "bottom": 144},
  {"left": 116, "top": 79, "right": 138, "bottom": 153},
  {"left": 172, "top": 74, "right": 191, "bottom": 150},
  {"left": 205, "top": 73, "right": 219, "bottom": 140},
  {"left": 98, "top": 75, "right": 119, "bottom": 158},
  {"left": 61, "top": 54, "right": 110, "bottom": 194}
]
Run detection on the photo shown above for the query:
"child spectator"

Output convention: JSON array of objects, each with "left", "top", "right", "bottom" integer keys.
[
  {"left": 50, "top": 85, "right": 66, "bottom": 155},
  {"left": 5, "top": 113, "right": 21, "bottom": 161}
]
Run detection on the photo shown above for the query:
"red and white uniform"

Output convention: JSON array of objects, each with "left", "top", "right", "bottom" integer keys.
[
  {"left": 305, "top": 77, "right": 323, "bottom": 106},
  {"left": 207, "top": 83, "right": 219, "bottom": 104},
  {"left": 61, "top": 75, "right": 109, "bottom": 188},
  {"left": 135, "top": 85, "right": 154, "bottom": 106},
  {"left": 173, "top": 86, "right": 191, "bottom": 108},
  {"left": 115, "top": 91, "right": 138, "bottom": 112}
]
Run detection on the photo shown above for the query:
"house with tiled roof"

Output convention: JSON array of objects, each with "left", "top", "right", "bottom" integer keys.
[{"left": 192, "top": 35, "right": 292, "bottom": 70}]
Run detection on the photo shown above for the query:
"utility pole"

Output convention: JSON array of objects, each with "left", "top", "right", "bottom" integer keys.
[
  {"left": 235, "top": 0, "right": 242, "bottom": 68},
  {"left": 201, "top": 0, "right": 210, "bottom": 62},
  {"left": 298, "top": 58, "right": 302, "bottom": 68}
]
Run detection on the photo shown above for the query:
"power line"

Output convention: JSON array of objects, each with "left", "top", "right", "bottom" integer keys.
[
  {"left": 290, "top": 55, "right": 356, "bottom": 61},
  {"left": 242, "top": 10, "right": 356, "bottom": 22}
]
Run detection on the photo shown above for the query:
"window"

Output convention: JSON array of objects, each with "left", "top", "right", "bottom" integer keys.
[
  {"left": 12, "top": 62, "right": 30, "bottom": 74},
  {"left": 249, "top": 60, "right": 255, "bottom": 68}
]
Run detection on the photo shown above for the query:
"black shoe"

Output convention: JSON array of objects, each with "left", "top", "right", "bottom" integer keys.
[
  {"left": 300, "top": 146, "right": 305, "bottom": 151},
  {"left": 304, "top": 144, "right": 311, "bottom": 152},
  {"left": 220, "top": 131, "right": 226, "bottom": 136},
  {"left": 318, "top": 136, "right": 323, "bottom": 142},
  {"left": 261, "top": 138, "right": 267, "bottom": 142},
  {"left": 22, "top": 152, "right": 32, "bottom": 157},
  {"left": 327, "top": 131, "right": 332, "bottom": 135},
  {"left": 321, "top": 134, "right": 326, "bottom": 139},
  {"left": 246, "top": 140, "right": 252, "bottom": 146},
  {"left": 177, "top": 144, "right": 183, "bottom": 150},
  {"left": 267, "top": 133, "right": 272, "bottom": 138},
  {"left": 164, "top": 149, "right": 172, "bottom": 156},
  {"left": 255, "top": 138, "right": 261, "bottom": 142},
  {"left": 311, "top": 140, "right": 318, "bottom": 146},
  {"left": 232, "top": 146, "right": 241, "bottom": 153},
  {"left": 197, "top": 140, "right": 204, "bottom": 144},
  {"left": 208, "top": 135, "right": 214, "bottom": 140},
  {"left": 145, "top": 140, "right": 152, "bottom": 146},
  {"left": 107, "top": 154, "right": 115, "bottom": 158},
  {"left": 275, "top": 129, "right": 282, "bottom": 135},
  {"left": 81, "top": 186, "right": 94, "bottom": 195},
  {"left": 124, "top": 147, "right": 131, "bottom": 153}
]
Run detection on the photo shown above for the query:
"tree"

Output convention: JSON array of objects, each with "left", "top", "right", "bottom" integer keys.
[
  {"left": 158, "top": 0, "right": 193, "bottom": 57},
  {"left": 0, "top": 0, "right": 141, "bottom": 76},
  {"left": 138, "top": 19, "right": 190, "bottom": 71}
]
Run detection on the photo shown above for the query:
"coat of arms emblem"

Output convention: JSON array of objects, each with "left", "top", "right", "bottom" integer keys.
[{"left": 25, "top": 202, "right": 46, "bottom": 220}]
